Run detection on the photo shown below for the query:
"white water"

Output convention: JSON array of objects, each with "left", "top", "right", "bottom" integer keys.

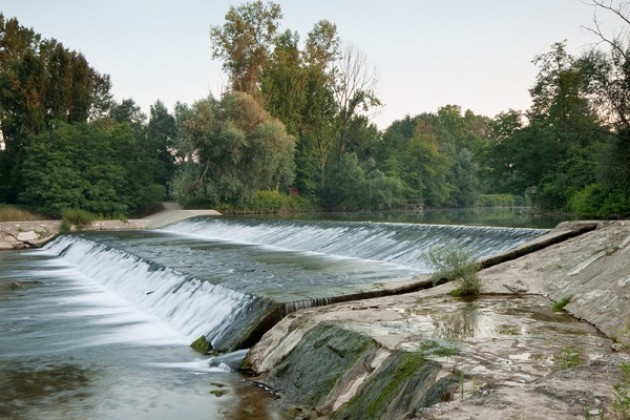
[
  {"left": 38, "top": 219, "right": 548, "bottom": 352},
  {"left": 161, "top": 218, "right": 548, "bottom": 271},
  {"left": 44, "top": 236, "right": 259, "bottom": 346}
]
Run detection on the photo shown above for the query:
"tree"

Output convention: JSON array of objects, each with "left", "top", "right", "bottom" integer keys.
[
  {"left": 260, "top": 29, "right": 306, "bottom": 135},
  {"left": 567, "top": 1, "right": 630, "bottom": 217},
  {"left": 147, "top": 100, "right": 177, "bottom": 190},
  {"left": 0, "top": 14, "right": 111, "bottom": 203},
  {"left": 320, "top": 153, "right": 404, "bottom": 210},
  {"left": 333, "top": 46, "right": 380, "bottom": 159},
  {"left": 209, "top": 1, "right": 282, "bottom": 94},
  {"left": 19, "top": 121, "right": 164, "bottom": 217},
  {"left": 172, "top": 92, "right": 295, "bottom": 206},
  {"left": 109, "top": 98, "right": 146, "bottom": 126}
]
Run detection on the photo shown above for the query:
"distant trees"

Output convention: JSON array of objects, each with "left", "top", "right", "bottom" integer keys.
[
  {"left": 2, "top": 2, "right": 628, "bottom": 218},
  {"left": 483, "top": 32, "right": 629, "bottom": 217},
  {"left": 0, "top": 13, "right": 111, "bottom": 203},
  {"left": 19, "top": 120, "right": 164, "bottom": 217},
  {"left": 375, "top": 108, "right": 491, "bottom": 208}
]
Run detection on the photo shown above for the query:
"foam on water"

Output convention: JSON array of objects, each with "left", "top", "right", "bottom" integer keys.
[{"left": 43, "top": 235, "right": 265, "bottom": 348}]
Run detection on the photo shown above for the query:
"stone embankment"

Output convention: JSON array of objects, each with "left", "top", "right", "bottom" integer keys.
[
  {"left": 246, "top": 221, "right": 630, "bottom": 419},
  {"left": 0, "top": 208, "right": 220, "bottom": 250}
]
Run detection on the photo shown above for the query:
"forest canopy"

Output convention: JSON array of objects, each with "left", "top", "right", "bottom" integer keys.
[{"left": 0, "top": 1, "right": 628, "bottom": 218}]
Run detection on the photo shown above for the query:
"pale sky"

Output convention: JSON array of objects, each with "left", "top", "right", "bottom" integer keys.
[{"left": 0, "top": 0, "right": 624, "bottom": 129}]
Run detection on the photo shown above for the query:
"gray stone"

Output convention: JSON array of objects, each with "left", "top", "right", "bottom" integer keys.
[
  {"left": 17, "top": 231, "right": 39, "bottom": 242},
  {"left": 246, "top": 221, "right": 630, "bottom": 419}
]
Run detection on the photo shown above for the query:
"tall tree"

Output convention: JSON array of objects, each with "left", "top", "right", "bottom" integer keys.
[
  {"left": 147, "top": 100, "right": 177, "bottom": 190},
  {"left": 333, "top": 46, "right": 380, "bottom": 159},
  {"left": 209, "top": 1, "right": 282, "bottom": 94},
  {"left": 260, "top": 29, "right": 306, "bottom": 135},
  {"left": 0, "top": 14, "right": 111, "bottom": 203}
]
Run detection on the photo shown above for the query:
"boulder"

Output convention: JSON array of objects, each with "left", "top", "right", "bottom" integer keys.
[{"left": 17, "top": 231, "right": 39, "bottom": 242}]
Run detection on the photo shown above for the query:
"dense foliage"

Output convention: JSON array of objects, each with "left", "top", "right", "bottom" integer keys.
[
  {"left": 19, "top": 120, "right": 164, "bottom": 217},
  {"left": 171, "top": 92, "right": 295, "bottom": 207},
  {"left": 1, "top": 1, "right": 629, "bottom": 218}
]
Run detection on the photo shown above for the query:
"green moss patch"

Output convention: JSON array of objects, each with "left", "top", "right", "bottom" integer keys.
[
  {"left": 334, "top": 351, "right": 458, "bottom": 420},
  {"left": 190, "top": 335, "right": 212, "bottom": 354},
  {"left": 266, "top": 323, "right": 378, "bottom": 408}
]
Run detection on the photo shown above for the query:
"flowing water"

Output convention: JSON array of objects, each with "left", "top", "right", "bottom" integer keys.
[{"left": 0, "top": 211, "right": 551, "bottom": 419}]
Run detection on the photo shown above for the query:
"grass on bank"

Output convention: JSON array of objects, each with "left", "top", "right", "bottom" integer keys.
[
  {"left": 0, "top": 204, "right": 44, "bottom": 222},
  {"left": 60, "top": 208, "right": 98, "bottom": 231}
]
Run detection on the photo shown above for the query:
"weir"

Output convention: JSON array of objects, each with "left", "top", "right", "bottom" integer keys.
[{"left": 42, "top": 217, "right": 550, "bottom": 352}]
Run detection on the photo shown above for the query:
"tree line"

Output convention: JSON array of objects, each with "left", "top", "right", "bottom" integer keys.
[{"left": 0, "top": 1, "right": 628, "bottom": 219}]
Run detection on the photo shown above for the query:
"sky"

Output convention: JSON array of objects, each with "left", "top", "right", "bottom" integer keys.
[{"left": 0, "top": 0, "right": 625, "bottom": 129}]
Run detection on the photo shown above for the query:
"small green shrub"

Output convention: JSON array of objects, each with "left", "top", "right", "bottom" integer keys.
[
  {"left": 61, "top": 208, "right": 97, "bottom": 230},
  {"left": 613, "top": 363, "right": 630, "bottom": 419},
  {"left": 251, "top": 190, "right": 286, "bottom": 210},
  {"left": 569, "top": 184, "right": 630, "bottom": 219},
  {"left": 551, "top": 295, "right": 572, "bottom": 312},
  {"left": 429, "top": 246, "right": 481, "bottom": 297},
  {"left": 60, "top": 219, "right": 71, "bottom": 232},
  {"left": 475, "top": 194, "right": 526, "bottom": 207},
  {"left": 553, "top": 347, "right": 582, "bottom": 370}
]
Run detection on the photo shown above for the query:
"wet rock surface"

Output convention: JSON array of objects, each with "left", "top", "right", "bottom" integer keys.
[{"left": 246, "top": 221, "right": 630, "bottom": 419}]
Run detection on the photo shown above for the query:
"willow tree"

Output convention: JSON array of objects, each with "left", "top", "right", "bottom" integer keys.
[{"left": 172, "top": 92, "right": 295, "bottom": 207}]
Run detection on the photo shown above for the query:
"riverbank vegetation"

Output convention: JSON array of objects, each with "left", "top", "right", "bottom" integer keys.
[
  {"left": 0, "top": 1, "right": 628, "bottom": 218},
  {"left": 0, "top": 204, "right": 42, "bottom": 222}
]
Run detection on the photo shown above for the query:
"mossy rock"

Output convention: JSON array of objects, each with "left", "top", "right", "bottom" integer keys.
[
  {"left": 266, "top": 323, "right": 379, "bottom": 408},
  {"left": 190, "top": 335, "right": 213, "bottom": 354},
  {"left": 334, "top": 351, "right": 458, "bottom": 420}
]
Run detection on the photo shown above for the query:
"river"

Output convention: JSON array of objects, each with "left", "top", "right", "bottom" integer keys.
[{"left": 0, "top": 208, "right": 559, "bottom": 419}]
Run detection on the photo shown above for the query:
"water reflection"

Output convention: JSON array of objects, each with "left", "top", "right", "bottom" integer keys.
[
  {"left": 0, "top": 360, "right": 94, "bottom": 419},
  {"left": 432, "top": 302, "right": 482, "bottom": 339}
]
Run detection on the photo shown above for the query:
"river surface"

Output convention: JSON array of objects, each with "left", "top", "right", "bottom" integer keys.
[{"left": 0, "top": 208, "right": 558, "bottom": 419}]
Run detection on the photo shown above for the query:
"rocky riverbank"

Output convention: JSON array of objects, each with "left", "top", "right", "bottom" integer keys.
[
  {"left": 245, "top": 221, "right": 630, "bottom": 419},
  {"left": 0, "top": 208, "right": 221, "bottom": 250}
]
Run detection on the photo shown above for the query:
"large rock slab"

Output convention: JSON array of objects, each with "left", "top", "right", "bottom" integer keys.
[
  {"left": 246, "top": 221, "right": 630, "bottom": 419},
  {"left": 481, "top": 220, "right": 630, "bottom": 345}
]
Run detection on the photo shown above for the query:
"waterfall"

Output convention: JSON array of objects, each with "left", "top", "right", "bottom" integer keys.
[
  {"left": 38, "top": 218, "right": 548, "bottom": 352},
  {"left": 43, "top": 235, "right": 276, "bottom": 351},
  {"left": 160, "top": 217, "right": 548, "bottom": 272}
]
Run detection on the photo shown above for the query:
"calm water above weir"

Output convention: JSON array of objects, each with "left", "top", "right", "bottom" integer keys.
[{"left": 0, "top": 209, "right": 554, "bottom": 419}]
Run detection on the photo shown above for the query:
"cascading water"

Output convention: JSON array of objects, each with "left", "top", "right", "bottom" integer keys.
[
  {"left": 38, "top": 217, "right": 547, "bottom": 352},
  {"left": 43, "top": 235, "right": 277, "bottom": 351},
  {"left": 160, "top": 217, "right": 548, "bottom": 271},
  {"left": 1, "top": 214, "right": 552, "bottom": 419}
]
